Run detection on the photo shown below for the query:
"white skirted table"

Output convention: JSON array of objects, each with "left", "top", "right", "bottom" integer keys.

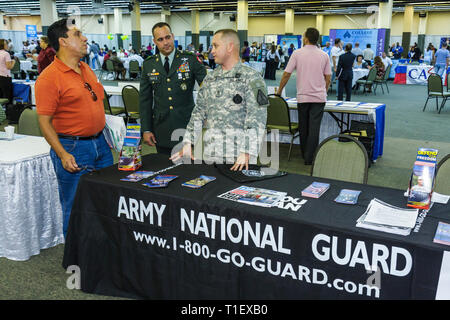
[{"left": 0, "top": 133, "right": 64, "bottom": 261}]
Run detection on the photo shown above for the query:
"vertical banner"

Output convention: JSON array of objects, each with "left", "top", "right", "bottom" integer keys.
[
  {"left": 26, "top": 25, "right": 38, "bottom": 39},
  {"left": 329, "top": 29, "right": 386, "bottom": 56},
  {"left": 277, "top": 35, "right": 302, "bottom": 50}
]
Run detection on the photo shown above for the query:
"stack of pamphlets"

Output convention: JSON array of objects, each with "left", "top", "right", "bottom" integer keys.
[
  {"left": 120, "top": 171, "right": 154, "bottom": 182},
  {"left": 143, "top": 175, "right": 178, "bottom": 188},
  {"left": 118, "top": 124, "right": 142, "bottom": 171},
  {"left": 433, "top": 222, "right": 450, "bottom": 246},
  {"left": 182, "top": 175, "right": 216, "bottom": 189},
  {"left": 335, "top": 189, "right": 362, "bottom": 204},
  {"left": 218, "top": 186, "right": 287, "bottom": 208},
  {"left": 407, "top": 148, "right": 438, "bottom": 210},
  {"left": 356, "top": 198, "right": 419, "bottom": 236},
  {"left": 301, "top": 182, "right": 330, "bottom": 198}
]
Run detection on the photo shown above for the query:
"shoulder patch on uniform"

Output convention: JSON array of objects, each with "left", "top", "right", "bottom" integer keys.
[{"left": 257, "top": 89, "right": 269, "bottom": 106}]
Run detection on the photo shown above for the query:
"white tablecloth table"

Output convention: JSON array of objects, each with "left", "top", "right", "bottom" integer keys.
[
  {"left": 19, "top": 60, "right": 33, "bottom": 72},
  {"left": 0, "top": 134, "right": 64, "bottom": 261},
  {"left": 352, "top": 68, "right": 370, "bottom": 87},
  {"left": 284, "top": 98, "right": 381, "bottom": 143}
]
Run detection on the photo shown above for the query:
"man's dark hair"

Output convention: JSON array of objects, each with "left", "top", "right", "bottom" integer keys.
[
  {"left": 334, "top": 37, "right": 341, "bottom": 45},
  {"left": 345, "top": 43, "right": 352, "bottom": 52},
  {"left": 47, "top": 18, "right": 69, "bottom": 52},
  {"left": 366, "top": 43, "right": 371, "bottom": 48},
  {"left": 152, "top": 22, "right": 172, "bottom": 36},
  {"left": 305, "top": 28, "right": 320, "bottom": 45}
]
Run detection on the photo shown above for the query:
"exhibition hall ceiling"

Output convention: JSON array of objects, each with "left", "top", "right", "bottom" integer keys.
[{"left": 1, "top": 0, "right": 449, "bottom": 16}]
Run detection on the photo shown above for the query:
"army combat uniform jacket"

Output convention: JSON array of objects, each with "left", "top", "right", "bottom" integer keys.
[
  {"left": 184, "top": 62, "right": 269, "bottom": 163},
  {"left": 139, "top": 50, "right": 207, "bottom": 149}
]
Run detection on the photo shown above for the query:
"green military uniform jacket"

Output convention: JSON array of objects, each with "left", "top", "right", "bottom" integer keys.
[{"left": 139, "top": 50, "right": 207, "bottom": 148}]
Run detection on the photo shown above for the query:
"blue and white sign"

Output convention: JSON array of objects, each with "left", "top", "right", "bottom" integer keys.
[
  {"left": 26, "top": 25, "right": 38, "bottom": 39},
  {"left": 277, "top": 35, "right": 302, "bottom": 51},
  {"left": 406, "top": 65, "right": 435, "bottom": 85},
  {"left": 329, "top": 29, "right": 386, "bottom": 56}
]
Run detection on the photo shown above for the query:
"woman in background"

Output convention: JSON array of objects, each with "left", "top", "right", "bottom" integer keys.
[
  {"left": 0, "top": 39, "right": 15, "bottom": 103},
  {"left": 36, "top": 36, "right": 55, "bottom": 74},
  {"left": 366, "top": 55, "right": 385, "bottom": 93}
]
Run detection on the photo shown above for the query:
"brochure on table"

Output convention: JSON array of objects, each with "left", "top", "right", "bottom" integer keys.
[
  {"left": 407, "top": 148, "right": 438, "bottom": 210},
  {"left": 118, "top": 123, "right": 142, "bottom": 171}
]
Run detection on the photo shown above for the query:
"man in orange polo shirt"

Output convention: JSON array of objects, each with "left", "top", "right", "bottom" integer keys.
[{"left": 35, "top": 19, "right": 113, "bottom": 237}]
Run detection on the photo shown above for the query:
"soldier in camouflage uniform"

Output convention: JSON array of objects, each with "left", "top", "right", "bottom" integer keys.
[
  {"left": 139, "top": 22, "right": 206, "bottom": 154},
  {"left": 171, "top": 29, "right": 269, "bottom": 171}
]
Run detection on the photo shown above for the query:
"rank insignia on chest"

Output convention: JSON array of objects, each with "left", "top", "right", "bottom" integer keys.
[{"left": 181, "top": 83, "right": 187, "bottom": 91}]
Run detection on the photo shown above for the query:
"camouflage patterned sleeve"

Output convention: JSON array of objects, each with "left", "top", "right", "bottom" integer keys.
[
  {"left": 183, "top": 76, "right": 209, "bottom": 145},
  {"left": 239, "top": 75, "right": 269, "bottom": 157}
]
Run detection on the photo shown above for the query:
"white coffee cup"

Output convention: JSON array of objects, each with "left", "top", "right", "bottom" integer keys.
[{"left": 5, "top": 126, "right": 15, "bottom": 140}]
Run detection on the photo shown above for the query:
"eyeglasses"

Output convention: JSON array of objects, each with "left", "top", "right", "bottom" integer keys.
[{"left": 84, "top": 82, "right": 98, "bottom": 101}]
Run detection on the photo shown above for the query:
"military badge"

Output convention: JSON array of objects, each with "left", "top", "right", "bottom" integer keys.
[{"left": 181, "top": 83, "right": 187, "bottom": 91}]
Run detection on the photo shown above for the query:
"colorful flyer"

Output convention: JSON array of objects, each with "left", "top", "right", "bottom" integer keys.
[
  {"left": 142, "top": 175, "right": 178, "bottom": 188},
  {"left": 407, "top": 148, "right": 438, "bottom": 210},
  {"left": 335, "top": 189, "right": 362, "bottom": 204},
  {"left": 182, "top": 175, "right": 216, "bottom": 188},
  {"left": 120, "top": 171, "right": 154, "bottom": 182}
]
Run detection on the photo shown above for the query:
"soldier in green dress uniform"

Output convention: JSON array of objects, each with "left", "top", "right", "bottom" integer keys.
[{"left": 139, "top": 22, "right": 207, "bottom": 154}]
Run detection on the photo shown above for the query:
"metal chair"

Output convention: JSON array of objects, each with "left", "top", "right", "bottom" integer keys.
[
  {"left": 374, "top": 64, "right": 391, "bottom": 94},
  {"left": 121, "top": 85, "right": 140, "bottom": 122},
  {"left": 311, "top": 134, "right": 369, "bottom": 184},
  {"left": 356, "top": 67, "right": 377, "bottom": 95},
  {"left": 17, "top": 108, "right": 42, "bottom": 136},
  {"left": 103, "top": 89, "right": 126, "bottom": 116},
  {"left": 128, "top": 60, "right": 141, "bottom": 80},
  {"left": 11, "top": 58, "right": 21, "bottom": 79},
  {"left": 266, "top": 94, "right": 299, "bottom": 161},
  {"left": 423, "top": 73, "right": 447, "bottom": 113},
  {"left": 435, "top": 154, "right": 450, "bottom": 195},
  {"left": 105, "top": 59, "right": 116, "bottom": 79}
]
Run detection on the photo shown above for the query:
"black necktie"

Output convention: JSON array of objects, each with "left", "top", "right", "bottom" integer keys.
[{"left": 164, "top": 56, "right": 170, "bottom": 74}]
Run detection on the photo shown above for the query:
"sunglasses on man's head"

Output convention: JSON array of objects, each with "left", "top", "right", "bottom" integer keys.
[{"left": 84, "top": 82, "right": 97, "bottom": 101}]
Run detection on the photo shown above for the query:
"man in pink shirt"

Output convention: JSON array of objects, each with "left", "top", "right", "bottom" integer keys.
[{"left": 276, "top": 28, "right": 331, "bottom": 165}]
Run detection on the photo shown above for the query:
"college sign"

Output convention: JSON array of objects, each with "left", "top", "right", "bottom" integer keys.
[
  {"left": 329, "top": 29, "right": 386, "bottom": 56},
  {"left": 406, "top": 65, "right": 434, "bottom": 85}
]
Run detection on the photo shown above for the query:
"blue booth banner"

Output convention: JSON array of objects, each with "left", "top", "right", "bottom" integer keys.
[
  {"left": 329, "top": 29, "right": 386, "bottom": 56},
  {"left": 277, "top": 35, "right": 302, "bottom": 51},
  {"left": 26, "top": 25, "right": 38, "bottom": 39}
]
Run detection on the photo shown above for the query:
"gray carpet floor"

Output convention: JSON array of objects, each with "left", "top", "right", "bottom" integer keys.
[{"left": 1, "top": 69, "right": 449, "bottom": 299}]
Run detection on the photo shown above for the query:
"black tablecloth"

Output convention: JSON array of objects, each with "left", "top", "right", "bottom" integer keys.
[{"left": 63, "top": 154, "right": 450, "bottom": 300}]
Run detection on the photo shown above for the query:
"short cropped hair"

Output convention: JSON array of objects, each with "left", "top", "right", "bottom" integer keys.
[
  {"left": 334, "top": 38, "right": 341, "bottom": 45},
  {"left": 214, "top": 29, "right": 240, "bottom": 50},
  {"left": 0, "top": 39, "right": 7, "bottom": 50},
  {"left": 47, "top": 18, "right": 69, "bottom": 52},
  {"left": 40, "top": 36, "right": 49, "bottom": 45},
  {"left": 305, "top": 28, "right": 320, "bottom": 45},
  {"left": 345, "top": 43, "right": 352, "bottom": 52},
  {"left": 152, "top": 22, "right": 172, "bottom": 36}
]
